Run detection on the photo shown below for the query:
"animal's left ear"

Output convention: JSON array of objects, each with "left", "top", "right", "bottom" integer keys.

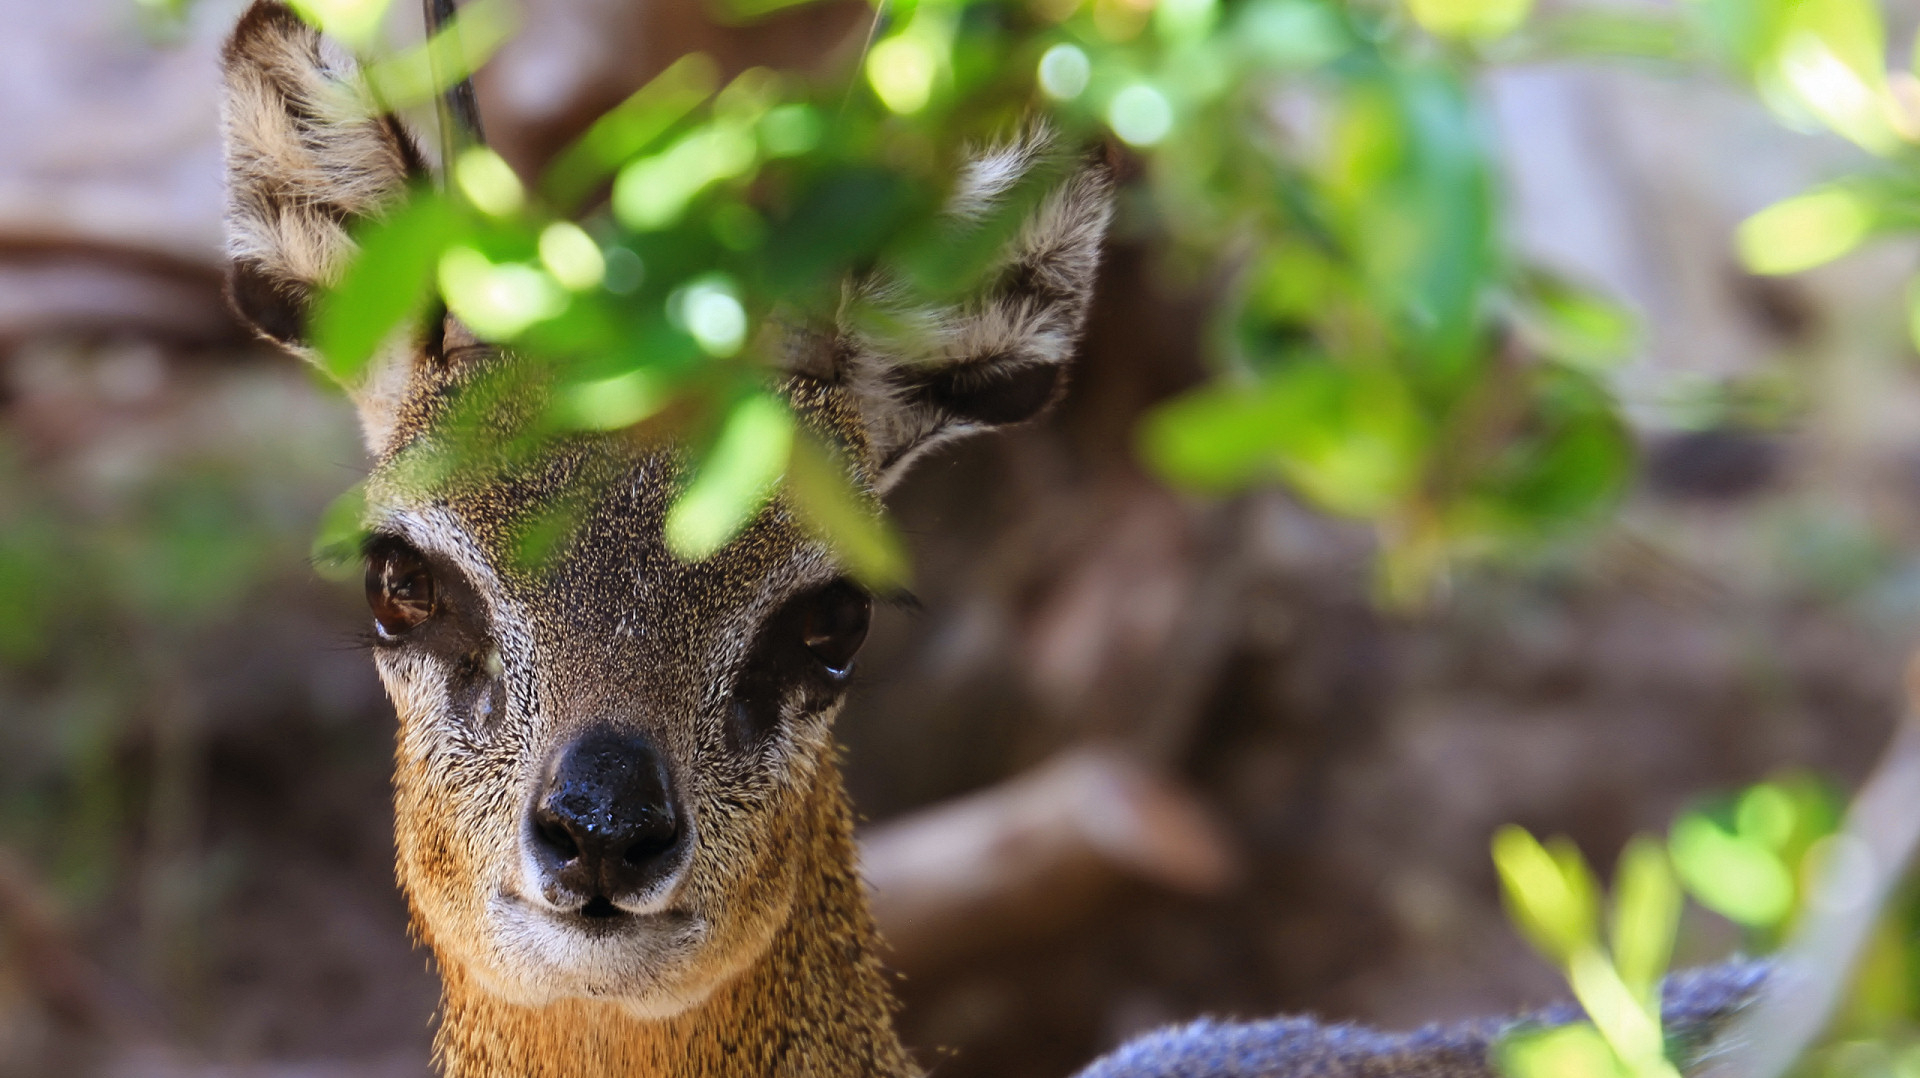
[{"left": 814, "top": 131, "right": 1113, "bottom": 491}]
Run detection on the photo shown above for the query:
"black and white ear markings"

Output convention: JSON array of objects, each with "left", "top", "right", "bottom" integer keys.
[
  {"left": 828, "top": 128, "right": 1115, "bottom": 491},
  {"left": 219, "top": 1, "right": 428, "bottom": 445}
]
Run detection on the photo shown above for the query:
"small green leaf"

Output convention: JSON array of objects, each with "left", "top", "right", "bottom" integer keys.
[
  {"left": 1669, "top": 814, "right": 1795, "bottom": 929},
  {"left": 1140, "top": 364, "right": 1425, "bottom": 517},
  {"left": 312, "top": 191, "right": 457, "bottom": 381},
  {"left": 1734, "top": 783, "right": 1798, "bottom": 850},
  {"left": 1738, "top": 186, "right": 1874, "bottom": 275},
  {"left": 1406, "top": 0, "right": 1533, "bottom": 43},
  {"left": 613, "top": 121, "right": 760, "bottom": 231},
  {"left": 544, "top": 53, "right": 721, "bottom": 209},
  {"left": 1493, "top": 825, "right": 1599, "bottom": 964},
  {"left": 666, "top": 394, "right": 794, "bottom": 560},
  {"left": 311, "top": 483, "right": 369, "bottom": 583},
  {"left": 1496, "top": 1023, "right": 1630, "bottom": 1078},
  {"left": 287, "top": 0, "right": 394, "bottom": 51},
  {"left": 1608, "top": 837, "right": 1679, "bottom": 1007},
  {"left": 556, "top": 369, "right": 669, "bottom": 431},
  {"left": 1564, "top": 947, "right": 1676, "bottom": 1077},
  {"left": 363, "top": 0, "right": 518, "bottom": 109},
  {"left": 787, "top": 434, "right": 908, "bottom": 591},
  {"left": 437, "top": 246, "right": 569, "bottom": 341}
]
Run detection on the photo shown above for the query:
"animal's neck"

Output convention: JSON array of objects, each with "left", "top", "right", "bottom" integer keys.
[{"left": 428, "top": 767, "right": 915, "bottom": 1078}]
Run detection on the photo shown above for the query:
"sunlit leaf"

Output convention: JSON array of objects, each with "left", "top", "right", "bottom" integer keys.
[
  {"left": 311, "top": 483, "right": 370, "bottom": 582},
  {"left": 438, "top": 246, "right": 569, "bottom": 341},
  {"left": 1407, "top": 0, "right": 1532, "bottom": 42},
  {"left": 287, "top": 0, "right": 393, "bottom": 51},
  {"left": 539, "top": 222, "right": 607, "bottom": 291},
  {"left": 1608, "top": 838, "right": 1679, "bottom": 1007},
  {"left": 613, "top": 121, "right": 759, "bottom": 230},
  {"left": 311, "top": 190, "right": 456, "bottom": 382},
  {"left": 1496, "top": 1023, "right": 1630, "bottom": 1078},
  {"left": 1738, "top": 186, "right": 1875, "bottom": 275},
  {"left": 454, "top": 146, "right": 526, "bottom": 218},
  {"left": 544, "top": 53, "right": 721, "bottom": 209},
  {"left": 556, "top": 369, "right": 669, "bottom": 431},
  {"left": 1669, "top": 813, "right": 1795, "bottom": 928},
  {"left": 868, "top": 35, "right": 941, "bottom": 115},
  {"left": 364, "top": 0, "right": 518, "bottom": 108},
  {"left": 788, "top": 434, "right": 909, "bottom": 590},
  {"left": 1763, "top": 0, "right": 1901, "bottom": 153},
  {"left": 1564, "top": 948, "right": 1676, "bottom": 1077},
  {"left": 1493, "top": 825, "right": 1599, "bottom": 964},
  {"left": 665, "top": 394, "right": 795, "bottom": 560}
]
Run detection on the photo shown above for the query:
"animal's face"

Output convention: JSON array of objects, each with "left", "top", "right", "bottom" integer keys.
[
  {"left": 219, "top": 0, "right": 1107, "bottom": 1014},
  {"left": 359, "top": 383, "right": 867, "bottom": 1010}
]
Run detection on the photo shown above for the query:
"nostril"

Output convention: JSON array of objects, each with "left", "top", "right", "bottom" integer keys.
[
  {"left": 534, "top": 814, "right": 580, "bottom": 861},
  {"left": 622, "top": 820, "right": 679, "bottom": 867}
]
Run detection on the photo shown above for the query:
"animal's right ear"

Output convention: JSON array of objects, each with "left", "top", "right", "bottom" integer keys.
[{"left": 220, "top": 1, "right": 429, "bottom": 447}]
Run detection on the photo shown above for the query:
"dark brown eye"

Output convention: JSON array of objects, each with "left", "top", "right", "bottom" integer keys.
[
  {"left": 366, "top": 539, "right": 436, "bottom": 639},
  {"left": 799, "top": 580, "right": 870, "bottom": 674}
]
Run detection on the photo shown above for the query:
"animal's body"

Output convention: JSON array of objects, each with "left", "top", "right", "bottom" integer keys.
[{"left": 217, "top": 3, "right": 1766, "bottom": 1075}]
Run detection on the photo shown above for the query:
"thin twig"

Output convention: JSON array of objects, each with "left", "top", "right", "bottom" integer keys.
[{"left": 424, "top": 0, "right": 487, "bottom": 173}]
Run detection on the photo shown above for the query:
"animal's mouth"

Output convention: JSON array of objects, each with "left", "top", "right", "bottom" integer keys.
[
  {"left": 579, "top": 895, "right": 623, "bottom": 920},
  {"left": 539, "top": 894, "right": 693, "bottom": 938}
]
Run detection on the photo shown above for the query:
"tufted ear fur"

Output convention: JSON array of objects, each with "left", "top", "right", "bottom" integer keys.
[
  {"left": 220, "top": 0, "right": 430, "bottom": 449},
  {"left": 817, "top": 130, "right": 1113, "bottom": 491}
]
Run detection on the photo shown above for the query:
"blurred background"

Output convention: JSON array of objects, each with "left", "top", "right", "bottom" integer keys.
[{"left": 5, "top": 0, "right": 1920, "bottom": 1074}]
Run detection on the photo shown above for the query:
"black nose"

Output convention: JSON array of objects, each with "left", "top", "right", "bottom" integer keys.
[{"left": 529, "top": 730, "right": 684, "bottom": 910}]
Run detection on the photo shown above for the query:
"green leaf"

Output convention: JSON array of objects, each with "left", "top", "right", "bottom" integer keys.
[
  {"left": 613, "top": 120, "right": 760, "bottom": 231},
  {"left": 665, "top": 393, "right": 795, "bottom": 560},
  {"left": 543, "top": 53, "right": 721, "bottom": 209},
  {"left": 364, "top": 0, "right": 518, "bottom": 110},
  {"left": 1407, "top": 0, "right": 1532, "bottom": 41},
  {"left": 1669, "top": 814, "right": 1795, "bottom": 929},
  {"left": 1734, "top": 783, "right": 1798, "bottom": 850},
  {"left": 787, "top": 434, "right": 909, "bottom": 590},
  {"left": 762, "top": 168, "right": 920, "bottom": 297},
  {"left": 1493, "top": 825, "right": 1600, "bottom": 964},
  {"left": 1608, "top": 837, "right": 1679, "bottom": 1007},
  {"left": 1496, "top": 1023, "right": 1630, "bottom": 1078},
  {"left": 1764, "top": 0, "right": 1899, "bottom": 153},
  {"left": 287, "top": 0, "right": 394, "bottom": 51},
  {"left": 1140, "top": 363, "right": 1425, "bottom": 517},
  {"left": 1513, "top": 271, "right": 1637, "bottom": 371},
  {"left": 1738, "top": 186, "right": 1875, "bottom": 275},
  {"left": 311, "top": 191, "right": 457, "bottom": 381},
  {"left": 555, "top": 369, "right": 670, "bottom": 431},
  {"left": 311, "top": 483, "right": 370, "bottom": 582}
]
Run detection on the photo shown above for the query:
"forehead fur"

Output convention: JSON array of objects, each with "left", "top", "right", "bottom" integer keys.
[{"left": 364, "top": 353, "right": 866, "bottom": 660}]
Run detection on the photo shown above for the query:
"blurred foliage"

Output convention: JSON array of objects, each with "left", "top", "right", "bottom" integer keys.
[
  {"left": 0, "top": 382, "right": 329, "bottom": 905},
  {"left": 288, "top": 0, "right": 1662, "bottom": 603},
  {"left": 1497, "top": 775, "right": 1920, "bottom": 1078}
]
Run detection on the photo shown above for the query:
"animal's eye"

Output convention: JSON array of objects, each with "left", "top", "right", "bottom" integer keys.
[
  {"left": 799, "top": 580, "right": 870, "bottom": 675},
  {"left": 366, "top": 538, "right": 436, "bottom": 639}
]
